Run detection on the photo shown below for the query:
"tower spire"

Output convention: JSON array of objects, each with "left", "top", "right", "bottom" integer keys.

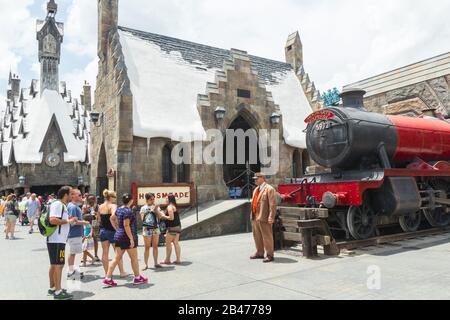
[
  {"left": 47, "top": 0, "right": 58, "bottom": 18},
  {"left": 37, "top": 0, "right": 63, "bottom": 94}
]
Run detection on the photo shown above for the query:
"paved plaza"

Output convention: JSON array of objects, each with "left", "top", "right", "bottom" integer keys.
[{"left": 1, "top": 224, "right": 450, "bottom": 300}]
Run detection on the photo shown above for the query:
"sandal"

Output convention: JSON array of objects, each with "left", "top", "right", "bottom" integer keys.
[
  {"left": 142, "top": 266, "right": 150, "bottom": 271},
  {"left": 160, "top": 261, "right": 172, "bottom": 265},
  {"left": 154, "top": 264, "right": 163, "bottom": 269},
  {"left": 173, "top": 261, "right": 182, "bottom": 265}
]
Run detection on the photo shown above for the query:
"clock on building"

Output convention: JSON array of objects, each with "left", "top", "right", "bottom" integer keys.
[
  {"left": 43, "top": 34, "right": 57, "bottom": 54},
  {"left": 45, "top": 152, "right": 61, "bottom": 167}
]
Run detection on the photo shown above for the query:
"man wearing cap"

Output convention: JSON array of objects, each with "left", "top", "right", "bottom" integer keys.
[{"left": 250, "top": 173, "right": 277, "bottom": 263}]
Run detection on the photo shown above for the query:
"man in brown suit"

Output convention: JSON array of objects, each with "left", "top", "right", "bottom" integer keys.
[{"left": 250, "top": 173, "right": 277, "bottom": 263}]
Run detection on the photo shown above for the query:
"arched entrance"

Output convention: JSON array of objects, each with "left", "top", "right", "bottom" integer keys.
[
  {"left": 96, "top": 144, "right": 108, "bottom": 200},
  {"left": 223, "top": 115, "right": 261, "bottom": 198},
  {"left": 302, "top": 150, "right": 310, "bottom": 175},
  {"left": 292, "top": 150, "right": 302, "bottom": 178}
]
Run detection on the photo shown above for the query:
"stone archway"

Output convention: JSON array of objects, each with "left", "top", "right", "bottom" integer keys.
[
  {"left": 302, "top": 150, "right": 310, "bottom": 175},
  {"left": 96, "top": 143, "right": 108, "bottom": 199},
  {"left": 223, "top": 115, "right": 261, "bottom": 198},
  {"left": 292, "top": 149, "right": 302, "bottom": 178}
]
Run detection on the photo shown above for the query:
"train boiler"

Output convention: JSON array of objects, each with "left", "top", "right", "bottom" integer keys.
[{"left": 279, "top": 89, "right": 450, "bottom": 240}]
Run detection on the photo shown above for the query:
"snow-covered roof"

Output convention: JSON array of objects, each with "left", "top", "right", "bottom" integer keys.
[
  {"left": 2, "top": 141, "right": 12, "bottom": 166},
  {"left": 267, "top": 71, "right": 313, "bottom": 149},
  {"left": 118, "top": 26, "right": 312, "bottom": 147},
  {"left": 13, "top": 90, "right": 87, "bottom": 164}
]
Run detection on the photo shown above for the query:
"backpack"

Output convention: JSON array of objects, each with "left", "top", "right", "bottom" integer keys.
[
  {"left": 142, "top": 207, "right": 158, "bottom": 228},
  {"left": 38, "top": 201, "right": 65, "bottom": 237}
]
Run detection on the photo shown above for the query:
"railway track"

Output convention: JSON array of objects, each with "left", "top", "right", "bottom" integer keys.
[{"left": 336, "top": 227, "right": 450, "bottom": 252}]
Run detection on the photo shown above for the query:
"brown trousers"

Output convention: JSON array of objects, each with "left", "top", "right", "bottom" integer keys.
[{"left": 252, "top": 220, "right": 274, "bottom": 258}]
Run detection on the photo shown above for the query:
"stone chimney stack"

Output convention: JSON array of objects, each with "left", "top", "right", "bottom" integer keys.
[
  {"left": 83, "top": 81, "right": 92, "bottom": 111},
  {"left": 10, "top": 74, "right": 21, "bottom": 97},
  {"left": 98, "top": 0, "right": 118, "bottom": 60},
  {"left": 285, "top": 31, "right": 303, "bottom": 73}
]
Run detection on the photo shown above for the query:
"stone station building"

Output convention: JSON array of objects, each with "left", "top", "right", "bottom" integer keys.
[{"left": 91, "top": 0, "right": 322, "bottom": 203}]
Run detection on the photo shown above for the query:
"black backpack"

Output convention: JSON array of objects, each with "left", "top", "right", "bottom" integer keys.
[{"left": 142, "top": 208, "right": 158, "bottom": 229}]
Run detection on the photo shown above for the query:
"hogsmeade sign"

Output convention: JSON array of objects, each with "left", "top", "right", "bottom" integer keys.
[{"left": 132, "top": 183, "right": 194, "bottom": 207}]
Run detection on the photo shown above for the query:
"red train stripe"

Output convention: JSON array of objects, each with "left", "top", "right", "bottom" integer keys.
[{"left": 387, "top": 115, "right": 450, "bottom": 162}]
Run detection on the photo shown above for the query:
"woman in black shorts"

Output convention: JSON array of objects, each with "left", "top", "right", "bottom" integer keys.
[
  {"left": 161, "top": 194, "right": 182, "bottom": 265},
  {"left": 98, "top": 189, "right": 127, "bottom": 278},
  {"left": 103, "top": 194, "right": 148, "bottom": 287}
]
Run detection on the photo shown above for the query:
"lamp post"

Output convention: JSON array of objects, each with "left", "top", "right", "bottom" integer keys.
[
  {"left": 19, "top": 176, "right": 26, "bottom": 186},
  {"left": 270, "top": 112, "right": 281, "bottom": 125},
  {"left": 214, "top": 107, "right": 226, "bottom": 121},
  {"left": 90, "top": 112, "right": 104, "bottom": 127},
  {"left": 78, "top": 176, "right": 85, "bottom": 194},
  {"left": 18, "top": 175, "right": 29, "bottom": 194}
]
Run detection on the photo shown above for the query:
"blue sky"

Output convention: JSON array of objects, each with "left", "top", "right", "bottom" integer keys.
[{"left": 1, "top": 0, "right": 449, "bottom": 109}]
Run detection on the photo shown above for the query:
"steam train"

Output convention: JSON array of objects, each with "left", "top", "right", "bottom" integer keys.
[{"left": 279, "top": 89, "right": 450, "bottom": 240}]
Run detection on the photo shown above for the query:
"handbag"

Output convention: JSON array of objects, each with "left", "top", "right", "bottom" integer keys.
[
  {"left": 143, "top": 209, "right": 158, "bottom": 229},
  {"left": 159, "top": 220, "right": 168, "bottom": 233},
  {"left": 167, "top": 226, "right": 182, "bottom": 234}
]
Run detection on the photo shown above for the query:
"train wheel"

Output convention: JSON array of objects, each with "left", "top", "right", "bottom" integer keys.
[
  {"left": 423, "top": 180, "right": 450, "bottom": 227},
  {"left": 347, "top": 204, "right": 376, "bottom": 240},
  {"left": 424, "top": 207, "right": 450, "bottom": 227},
  {"left": 399, "top": 211, "right": 421, "bottom": 232}
]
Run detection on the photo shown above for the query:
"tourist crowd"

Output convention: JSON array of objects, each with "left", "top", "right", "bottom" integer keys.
[
  {"left": 0, "top": 172, "right": 276, "bottom": 301},
  {"left": 0, "top": 187, "right": 182, "bottom": 300}
]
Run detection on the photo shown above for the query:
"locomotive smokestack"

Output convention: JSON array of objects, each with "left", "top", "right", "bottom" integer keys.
[{"left": 340, "top": 88, "right": 366, "bottom": 109}]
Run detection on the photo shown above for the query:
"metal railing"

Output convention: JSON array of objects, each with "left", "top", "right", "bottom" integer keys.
[{"left": 225, "top": 162, "right": 256, "bottom": 202}]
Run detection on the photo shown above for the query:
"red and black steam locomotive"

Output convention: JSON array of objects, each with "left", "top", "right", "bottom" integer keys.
[{"left": 279, "top": 89, "right": 450, "bottom": 240}]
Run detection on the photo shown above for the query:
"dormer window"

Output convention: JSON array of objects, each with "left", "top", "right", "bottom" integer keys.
[
  {"left": 287, "top": 45, "right": 293, "bottom": 51},
  {"left": 237, "top": 89, "right": 251, "bottom": 99}
]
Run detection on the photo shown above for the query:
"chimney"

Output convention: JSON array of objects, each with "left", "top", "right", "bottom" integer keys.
[
  {"left": 285, "top": 31, "right": 303, "bottom": 73},
  {"left": 340, "top": 88, "right": 366, "bottom": 109},
  {"left": 10, "top": 74, "right": 21, "bottom": 97},
  {"left": 98, "top": 0, "right": 118, "bottom": 59},
  {"left": 83, "top": 81, "right": 92, "bottom": 111}
]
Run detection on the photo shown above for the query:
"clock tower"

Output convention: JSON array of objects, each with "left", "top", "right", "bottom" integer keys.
[{"left": 36, "top": 0, "right": 64, "bottom": 93}]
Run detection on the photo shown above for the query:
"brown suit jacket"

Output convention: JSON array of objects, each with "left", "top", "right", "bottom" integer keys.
[{"left": 251, "top": 183, "right": 277, "bottom": 223}]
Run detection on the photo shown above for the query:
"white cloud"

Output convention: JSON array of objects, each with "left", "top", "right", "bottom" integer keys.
[
  {"left": 1, "top": 0, "right": 449, "bottom": 104},
  {"left": 61, "top": 57, "right": 97, "bottom": 104},
  {"left": 117, "top": 0, "right": 450, "bottom": 92},
  {"left": 0, "top": 0, "right": 36, "bottom": 83},
  {"left": 65, "top": 0, "right": 97, "bottom": 57}
]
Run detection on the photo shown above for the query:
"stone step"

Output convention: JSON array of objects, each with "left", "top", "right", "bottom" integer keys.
[{"left": 180, "top": 199, "right": 250, "bottom": 240}]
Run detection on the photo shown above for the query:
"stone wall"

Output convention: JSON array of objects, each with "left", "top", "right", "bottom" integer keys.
[
  {"left": 363, "top": 75, "right": 450, "bottom": 116},
  {"left": 181, "top": 202, "right": 251, "bottom": 241},
  {"left": 91, "top": 1, "right": 132, "bottom": 198}
]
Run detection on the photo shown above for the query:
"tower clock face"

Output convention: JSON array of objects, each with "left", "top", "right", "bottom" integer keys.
[
  {"left": 43, "top": 34, "right": 57, "bottom": 54},
  {"left": 45, "top": 153, "right": 60, "bottom": 167}
]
